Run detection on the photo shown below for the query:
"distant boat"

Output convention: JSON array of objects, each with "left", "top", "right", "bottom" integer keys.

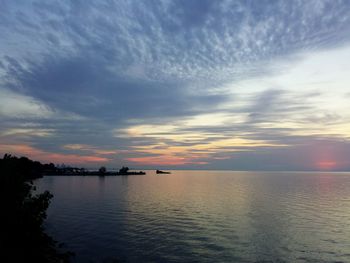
[{"left": 156, "top": 170, "right": 171, "bottom": 174}]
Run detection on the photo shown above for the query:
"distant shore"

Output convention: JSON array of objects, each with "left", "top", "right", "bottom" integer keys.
[
  {"left": 43, "top": 166, "right": 146, "bottom": 176},
  {"left": 44, "top": 171, "right": 146, "bottom": 176}
]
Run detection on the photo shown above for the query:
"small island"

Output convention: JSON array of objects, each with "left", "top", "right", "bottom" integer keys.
[{"left": 156, "top": 170, "right": 171, "bottom": 174}]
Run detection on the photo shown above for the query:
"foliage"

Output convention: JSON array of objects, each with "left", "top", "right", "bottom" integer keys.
[
  {"left": 0, "top": 154, "right": 72, "bottom": 263},
  {"left": 99, "top": 166, "right": 107, "bottom": 174}
]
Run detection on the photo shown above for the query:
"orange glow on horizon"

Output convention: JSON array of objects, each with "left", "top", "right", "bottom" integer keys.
[
  {"left": 0, "top": 144, "right": 109, "bottom": 164},
  {"left": 317, "top": 161, "right": 337, "bottom": 170},
  {"left": 126, "top": 156, "right": 208, "bottom": 166}
]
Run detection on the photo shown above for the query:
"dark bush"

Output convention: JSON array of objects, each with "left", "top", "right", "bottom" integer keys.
[{"left": 0, "top": 154, "right": 72, "bottom": 263}]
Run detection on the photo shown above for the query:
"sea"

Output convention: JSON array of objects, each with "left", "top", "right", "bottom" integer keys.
[{"left": 35, "top": 170, "right": 350, "bottom": 263}]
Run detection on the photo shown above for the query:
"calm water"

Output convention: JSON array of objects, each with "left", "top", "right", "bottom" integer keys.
[{"left": 35, "top": 171, "right": 350, "bottom": 263}]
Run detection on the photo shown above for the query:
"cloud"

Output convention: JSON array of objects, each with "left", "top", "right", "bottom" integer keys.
[
  {"left": 126, "top": 156, "right": 208, "bottom": 166},
  {"left": 1, "top": 0, "right": 350, "bottom": 169},
  {"left": 0, "top": 87, "right": 53, "bottom": 118},
  {"left": 62, "top": 144, "right": 118, "bottom": 155},
  {"left": 0, "top": 144, "right": 109, "bottom": 164},
  {"left": 1, "top": 128, "right": 54, "bottom": 138}
]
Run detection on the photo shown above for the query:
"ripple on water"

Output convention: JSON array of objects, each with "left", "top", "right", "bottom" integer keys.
[{"left": 35, "top": 171, "right": 350, "bottom": 263}]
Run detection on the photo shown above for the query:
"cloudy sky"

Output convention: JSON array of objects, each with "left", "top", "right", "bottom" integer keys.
[{"left": 1, "top": 0, "right": 350, "bottom": 170}]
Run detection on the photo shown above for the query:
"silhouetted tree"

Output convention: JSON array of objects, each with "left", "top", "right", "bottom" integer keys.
[
  {"left": 119, "top": 166, "right": 129, "bottom": 174},
  {"left": 0, "top": 154, "right": 72, "bottom": 263},
  {"left": 99, "top": 166, "right": 107, "bottom": 174}
]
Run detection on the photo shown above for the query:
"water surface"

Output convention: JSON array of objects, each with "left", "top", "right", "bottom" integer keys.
[{"left": 35, "top": 171, "right": 350, "bottom": 262}]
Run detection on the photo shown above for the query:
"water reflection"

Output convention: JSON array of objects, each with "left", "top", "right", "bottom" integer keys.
[{"left": 35, "top": 171, "right": 350, "bottom": 262}]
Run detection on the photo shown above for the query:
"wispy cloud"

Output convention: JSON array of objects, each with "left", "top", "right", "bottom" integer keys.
[
  {"left": 1, "top": 0, "right": 350, "bottom": 169},
  {"left": 0, "top": 144, "right": 109, "bottom": 164}
]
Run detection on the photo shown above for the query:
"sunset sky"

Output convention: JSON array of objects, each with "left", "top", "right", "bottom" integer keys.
[{"left": 1, "top": 0, "right": 350, "bottom": 170}]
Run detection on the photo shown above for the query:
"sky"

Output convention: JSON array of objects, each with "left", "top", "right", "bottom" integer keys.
[{"left": 1, "top": 0, "right": 350, "bottom": 171}]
